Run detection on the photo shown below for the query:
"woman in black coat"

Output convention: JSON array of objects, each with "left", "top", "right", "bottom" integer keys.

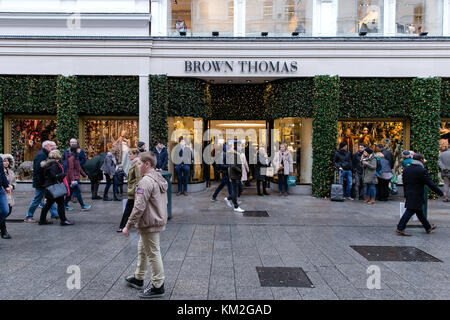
[
  {"left": 255, "top": 147, "right": 270, "bottom": 196},
  {"left": 39, "top": 150, "right": 73, "bottom": 226}
]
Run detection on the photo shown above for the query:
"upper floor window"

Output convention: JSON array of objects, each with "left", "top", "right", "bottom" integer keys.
[
  {"left": 338, "top": 0, "right": 384, "bottom": 36},
  {"left": 396, "top": 0, "right": 443, "bottom": 35}
]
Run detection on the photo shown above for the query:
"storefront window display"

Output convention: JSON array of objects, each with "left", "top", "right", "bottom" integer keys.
[
  {"left": 81, "top": 118, "right": 138, "bottom": 172},
  {"left": 246, "top": 0, "right": 313, "bottom": 36},
  {"left": 4, "top": 116, "right": 57, "bottom": 179},
  {"left": 441, "top": 120, "right": 450, "bottom": 147},
  {"left": 337, "top": 0, "right": 383, "bottom": 36},
  {"left": 273, "top": 118, "right": 302, "bottom": 183},
  {"left": 168, "top": 0, "right": 234, "bottom": 36},
  {"left": 168, "top": 117, "right": 204, "bottom": 183},
  {"left": 396, "top": 0, "right": 443, "bottom": 36}
]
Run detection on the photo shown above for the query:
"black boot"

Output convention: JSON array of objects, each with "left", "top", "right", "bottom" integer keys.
[
  {"left": 1, "top": 221, "right": 11, "bottom": 239},
  {"left": 113, "top": 193, "right": 121, "bottom": 201},
  {"left": 92, "top": 183, "right": 101, "bottom": 199}
]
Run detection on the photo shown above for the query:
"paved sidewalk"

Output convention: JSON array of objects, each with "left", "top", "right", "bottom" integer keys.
[{"left": 1, "top": 186, "right": 449, "bottom": 300}]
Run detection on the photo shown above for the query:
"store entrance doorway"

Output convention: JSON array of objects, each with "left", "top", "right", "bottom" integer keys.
[{"left": 206, "top": 120, "right": 269, "bottom": 185}]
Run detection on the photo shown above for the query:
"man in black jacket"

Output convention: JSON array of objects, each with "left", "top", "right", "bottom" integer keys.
[
  {"left": 396, "top": 154, "right": 443, "bottom": 236},
  {"left": 334, "top": 142, "right": 353, "bottom": 200},
  {"left": 24, "top": 140, "right": 59, "bottom": 222},
  {"left": 352, "top": 143, "right": 366, "bottom": 200},
  {"left": 83, "top": 152, "right": 106, "bottom": 200},
  {"left": 376, "top": 143, "right": 394, "bottom": 170},
  {"left": 224, "top": 142, "right": 244, "bottom": 213},
  {"left": 0, "top": 156, "right": 11, "bottom": 225}
]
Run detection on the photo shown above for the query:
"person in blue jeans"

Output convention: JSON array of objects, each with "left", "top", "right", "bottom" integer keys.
[
  {"left": 334, "top": 141, "right": 353, "bottom": 200},
  {"left": 211, "top": 143, "right": 232, "bottom": 201},
  {"left": 25, "top": 141, "right": 59, "bottom": 222},
  {"left": 173, "top": 138, "right": 193, "bottom": 196},
  {"left": 0, "top": 156, "right": 11, "bottom": 226}
]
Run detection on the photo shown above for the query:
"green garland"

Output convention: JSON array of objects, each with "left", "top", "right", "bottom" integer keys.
[
  {"left": 410, "top": 78, "right": 442, "bottom": 190},
  {"left": 312, "top": 76, "right": 340, "bottom": 198},
  {"left": 149, "top": 75, "right": 169, "bottom": 149},
  {"left": 56, "top": 76, "right": 79, "bottom": 151},
  {"left": 442, "top": 78, "right": 450, "bottom": 118},
  {"left": 168, "top": 78, "right": 210, "bottom": 119}
]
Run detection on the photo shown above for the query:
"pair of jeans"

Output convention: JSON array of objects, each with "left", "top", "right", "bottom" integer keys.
[
  {"left": 212, "top": 171, "right": 232, "bottom": 199},
  {"left": 227, "top": 179, "right": 240, "bottom": 208},
  {"left": 26, "top": 188, "right": 58, "bottom": 219},
  {"left": 339, "top": 170, "right": 353, "bottom": 197},
  {"left": 278, "top": 173, "right": 288, "bottom": 193},
  {"left": 64, "top": 183, "right": 85, "bottom": 207},
  {"left": 135, "top": 232, "right": 165, "bottom": 288},
  {"left": 119, "top": 199, "right": 135, "bottom": 229},
  {"left": 397, "top": 208, "right": 431, "bottom": 231},
  {"left": 104, "top": 174, "right": 119, "bottom": 198},
  {"left": 365, "top": 183, "right": 376, "bottom": 198},
  {"left": 257, "top": 179, "right": 267, "bottom": 195},
  {"left": 175, "top": 164, "right": 190, "bottom": 193},
  {"left": 40, "top": 196, "right": 67, "bottom": 223},
  {"left": 0, "top": 189, "right": 9, "bottom": 224}
]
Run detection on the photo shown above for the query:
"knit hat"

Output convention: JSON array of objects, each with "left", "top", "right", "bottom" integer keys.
[
  {"left": 402, "top": 150, "right": 411, "bottom": 158},
  {"left": 364, "top": 148, "right": 373, "bottom": 155},
  {"left": 339, "top": 142, "right": 347, "bottom": 149},
  {"left": 138, "top": 141, "right": 146, "bottom": 148}
]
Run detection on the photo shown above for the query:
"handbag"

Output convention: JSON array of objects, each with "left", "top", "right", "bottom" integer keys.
[
  {"left": 46, "top": 182, "right": 68, "bottom": 199},
  {"left": 265, "top": 167, "right": 274, "bottom": 177},
  {"left": 288, "top": 175, "right": 296, "bottom": 186}
]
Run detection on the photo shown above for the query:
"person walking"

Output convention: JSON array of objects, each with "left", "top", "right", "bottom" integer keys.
[
  {"left": 273, "top": 143, "right": 294, "bottom": 197},
  {"left": 101, "top": 148, "right": 120, "bottom": 201},
  {"left": 401, "top": 150, "right": 414, "bottom": 168},
  {"left": 255, "top": 147, "right": 270, "bottom": 196},
  {"left": 361, "top": 148, "right": 377, "bottom": 204},
  {"left": 333, "top": 142, "right": 353, "bottom": 200},
  {"left": 137, "top": 141, "right": 147, "bottom": 153},
  {"left": 0, "top": 155, "right": 14, "bottom": 239},
  {"left": 117, "top": 149, "right": 141, "bottom": 233},
  {"left": 375, "top": 152, "right": 392, "bottom": 201},
  {"left": 115, "top": 165, "right": 126, "bottom": 196},
  {"left": 211, "top": 142, "right": 232, "bottom": 201},
  {"left": 396, "top": 154, "right": 443, "bottom": 236},
  {"left": 62, "top": 138, "right": 86, "bottom": 203},
  {"left": 439, "top": 140, "right": 450, "bottom": 202},
  {"left": 64, "top": 146, "right": 91, "bottom": 211},
  {"left": 39, "top": 150, "right": 73, "bottom": 226},
  {"left": 352, "top": 143, "right": 366, "bottom": 200},
  {"left": 83, "top": 152, "right": 106, "bottom": 200},
  {"left": 173, "top": 138, "right": 193, "bottom": 196},
  {"left": 224, "top": 142, "right": 245, "bottom": 213},
  {"left": 24, "top": 140, "right": 59, "bottom": 222},
  {"left": 239, "top": 143, "right": 250, "bottom": 197},
  {"left": 153, "top": 141, "right": 168, "bottom": 172},
  {"left": 122, "top": 151, "right": 168, "bottom": 298}
]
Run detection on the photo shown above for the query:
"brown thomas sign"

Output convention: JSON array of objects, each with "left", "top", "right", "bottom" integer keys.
[{"left": 184, "top": 60, "right": 298, "bottom": 73}]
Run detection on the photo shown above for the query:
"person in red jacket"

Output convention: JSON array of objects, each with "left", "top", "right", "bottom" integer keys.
[{"left": 64, "top": 146, "right": 91, "bottom": 211}]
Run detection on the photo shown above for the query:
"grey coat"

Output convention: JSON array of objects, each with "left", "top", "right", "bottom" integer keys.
[
  {"left": 439, "top": 150, "right": 450, "bottom": 177},
  {"left": 100, "top": 152, "right": 117, "bottom": 177},
  {"left": 361, "top": 154, "right": 377, "bottom": 184}
]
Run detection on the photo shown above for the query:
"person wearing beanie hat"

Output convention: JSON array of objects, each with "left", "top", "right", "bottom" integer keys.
[
  {"left": 333, "top": 141, "right": 353, "bottom": 200},
  {"left": 401, "top": 150, "right": 414, "bottom": 169},
  {"left": 361, "top": 148, "right": 377, "bottom": 204},
  {"left": 138, "top": 141, "right": 147, "bottom": 153}
]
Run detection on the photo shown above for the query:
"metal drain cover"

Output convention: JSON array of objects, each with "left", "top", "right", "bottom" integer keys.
[
  {"left": 243, "top": 211, "right": 270, "bottom": 217},
  {"left": 256, "top": 267, "right": 314, "bottom": 288},
  {"left": 350, "top": 246, "right": 442, "bottom": 262}
]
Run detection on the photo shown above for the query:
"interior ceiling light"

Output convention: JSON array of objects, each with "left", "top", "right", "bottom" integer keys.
[{"left": 216, "top": 123, "right": 266, "bottom": 128}]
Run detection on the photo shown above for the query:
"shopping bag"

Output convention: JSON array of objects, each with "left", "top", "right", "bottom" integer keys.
[
  {"left": 288, "top": 175, "right": 296, "bottom": 187},
  {"left": 399, "top": 202, "right": 418, "bottom": 221},
  {"left": 265, "top": 167, "right": 274, "bottom": 178}
]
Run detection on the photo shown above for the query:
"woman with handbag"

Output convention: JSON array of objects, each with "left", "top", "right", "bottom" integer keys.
[
  {"left": 39, "top": 150, "right": 73, "bottom": 226},
  {"left": 273, "top": 143, "right": 294, "bottom": 197},
  {"left": 255, "top": 147, "right": 270, "bottom": 196},
  {"left": 1, "top": 154, "right": 16, "bottom": 239}
]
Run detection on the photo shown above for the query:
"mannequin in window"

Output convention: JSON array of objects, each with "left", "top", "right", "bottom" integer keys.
[
  {"left": 113, "top": 129, "right": 131, "bottom": 174},
  {"left": 175, "top": 20, "right": 187, "bottom": 33}
]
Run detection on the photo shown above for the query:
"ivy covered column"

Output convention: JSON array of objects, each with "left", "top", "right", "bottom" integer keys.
[
  {"left": 410, "top": 77, "right": 442, "bottom": 185},
  {"left": 149, "top": 75, "right": 169, "bottom": 149},
  {"left": 311, "top": 75, "right": 340, "bottom": 198},
  {"left": 56, "top": 75, "right": 79, "bottom": 150}
]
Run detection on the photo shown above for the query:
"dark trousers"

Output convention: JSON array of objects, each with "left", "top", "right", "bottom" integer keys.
[
  {"left": 90, "top": 179, "right": 100, "bottom": 198},
  {"left": 0, "top": 205, "right": 12, "bottom": 234},
  {"left": 227, "top": 179, "right": 240, "bottom": 209},
  {"left": 376, "top": 178, "right": 390, "bottom": 201},
  {"left": 278, "top": 174, "right": 288, "bottom": 193},
  {"left": 104, "top": 174, "right": 118, "bottom": 198},
  {"left": 257, "top": 179, "right": 267, "bottom": 195},
  {"left": 397, "top": 208, "right": 432, "bottom": 231},
  {"left": 119, "top": 199, "right": 135, "bottom": 229},
  {"left": 118, "top": 184, "right": 124, "bottom": 194},
  {"left": 40, "top": 196, "right": 66, "bottom": 223},
  {"left": 175, "top": 164, "right": 190, "bottom": 193},
  {"left": 353, "top": 172, "right": 364, "bottom": 199},
  {"left": 212, "top": 171, "right": 232, "bottom": 199},
  {"left": 64, "top": 183, "right": 85, "bottom": 207}
]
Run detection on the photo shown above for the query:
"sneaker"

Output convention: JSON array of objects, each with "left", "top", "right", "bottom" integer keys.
[
  {"left": 65, "top": 206, "right": 74, "bottom": 211},
  {"left": 138, "top": 283, "right": 165, "bottom": 299},
  {"left": 234, "top": 207, "right": 245, "bottom": 213},
  {"left": 38, "top": 203, "right": 45, "bottom": 209},
  {"left": 426, "top": 224, "right": 437, "bottom": 234},
  {"left": 396, "top": 229, "right": 411, "bottom": 236},
  {"left": 81, "top": 205, "right": 91, "bottom": 211},
  {"left": 224, "top": 197, "right": 232, "bottom": 208},
  {"left": 125, "top": 276, "right": 144, "bottom": 289},
  {"left": 346, "top": 197, "right": 354, "bottom": 201},
  {"left": 24, "top": 218, "right": 36, "bottom": 223},
  {"left": 210, "top": 197, "right": 217, "bottom": 202}
]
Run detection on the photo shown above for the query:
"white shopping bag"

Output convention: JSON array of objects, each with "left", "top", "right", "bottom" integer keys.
[
  {"left": 399, "top": 202, "right": 418, "bottom": 221},
  {"left": 123, "top": 199, "right": 127, "bottom": 213}
]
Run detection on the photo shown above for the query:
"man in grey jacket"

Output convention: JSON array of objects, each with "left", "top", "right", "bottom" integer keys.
[
  {"left": 439, "top": 141, "right": 450, "bottom": 202},
  {"left": 100, "top": 150, "right": 120, "bottom": 201}
]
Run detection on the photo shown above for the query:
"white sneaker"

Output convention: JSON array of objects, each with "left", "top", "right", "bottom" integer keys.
[
  {"left": 224, "top": 197, "right": 232, "bottom": 208},
  {"left": 234, "top": 207, "right": 245, "bottom": 213}
]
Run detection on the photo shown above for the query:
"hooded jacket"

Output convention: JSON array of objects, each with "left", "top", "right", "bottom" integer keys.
[
  {"left": 1, "top": 154, "right": 17, "bottom": 206},
  {"left": 153, "top": 145, "right": 168, "bottom": 170},
  {"left": 100, "top": 152, "right": 117, "bottom": 177},
  {"left": 40, "top": 159, "right": 66, "bottom": 189},
  {"left": 125, "top": 169, "right": 168, "bottom": 233},
  {"left": 333, "top": 148, "right": 352, "bottom": 171},
  {"left": 361, "top": 154, "right": 377, "bottom": 184},
  {"left": 127, "top": 158, "right": 142, "bottom": 200},
  {"left": 66, "top": 151, "right": 87, "bottom": 184}
]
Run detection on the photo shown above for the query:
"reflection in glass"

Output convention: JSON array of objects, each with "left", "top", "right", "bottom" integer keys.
[
  {"left": 168, "top": 117, "right": 204, "bottom": 183},
  {"left": 246, "top": 0, "right": 313, "bottom": 36},
  {"left": 274, "top": 118, "right": 302, "bottom": 184},
  {"left": 338, "top": 0, "right": 383, "bottom": 35},
  {"left": 396, "top": 0, "right": 443, "bottom": 36},
  {"left": 441, "top": 120, "right": 450, "bottom": 146}
]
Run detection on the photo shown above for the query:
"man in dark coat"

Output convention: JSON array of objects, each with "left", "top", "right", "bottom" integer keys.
[
  {"left": 334, "top": 142, "right": 353, "bottom": 200},
  {"left": 153, "top": 142, "right": 168, "bottom": 171},
  {"left": 83, "top": 152, "right": 106, "bottom": 200},
  {"left": 62, "top": 138, "right": 86, "bottom": 171},
  {"left": 352, "top": 143, "right": 365, "bottom": 200},
  {"left": 396, "top": 154, "right": 443, "bottom": 236},
  {"left": 24, "top": 141, "right": 58, "bottom": 222}
]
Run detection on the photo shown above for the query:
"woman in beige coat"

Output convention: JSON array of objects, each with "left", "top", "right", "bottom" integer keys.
[
  {"left": 272, "top": 144, "right": 294, "bottom": 196},
  {"left": 1, "top": 154, "right": 16, "bottom": 239}
]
